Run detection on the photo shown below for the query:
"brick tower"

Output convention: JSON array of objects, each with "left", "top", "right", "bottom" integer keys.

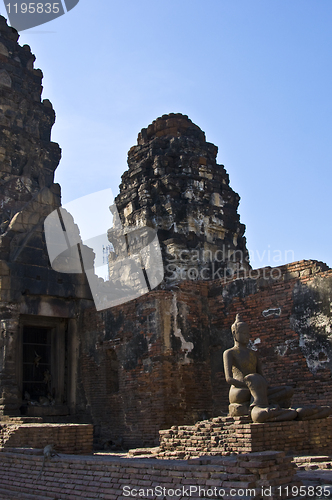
[{"left": 111, "top": 113, "right": 250, "bottom": 283}]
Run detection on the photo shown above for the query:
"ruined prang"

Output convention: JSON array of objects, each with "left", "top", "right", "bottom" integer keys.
[
  {"left": 110, "top": 113, "right": 250, "bottom": 284},
  {"left": 0, "top": 16, "right": 92, "bottom": 416},
  {"left": 0, "top": 16, "right": 61, "bottom": 239}
]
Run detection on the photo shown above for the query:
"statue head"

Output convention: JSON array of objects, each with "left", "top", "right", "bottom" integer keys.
[{"left": 231, "top": 314, "right": 250, "bottom": 344}]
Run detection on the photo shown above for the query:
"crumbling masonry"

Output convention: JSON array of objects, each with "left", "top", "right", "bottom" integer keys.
[
  {"left": 0, "top": 15, "right": 92, "bottom": 418},
  {"left": 1, "top": 16, "right": 332, "bottom": 452}
]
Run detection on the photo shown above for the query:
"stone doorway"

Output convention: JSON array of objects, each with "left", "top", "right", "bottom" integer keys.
[
  {"left": 22, "top": 325, "right": 53, "bottom": 403},
  {"left": 18, "top": 317, "right": 68, "bottom": 416}
]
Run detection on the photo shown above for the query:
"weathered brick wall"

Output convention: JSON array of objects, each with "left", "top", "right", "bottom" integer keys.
[
  {"left": 79, "top": 286, "right": 214, "bottom": 449},
  {"left": 0, "top": 423, "right": 93, "bottom": 454},
  {"left": 209, "top": 260, "right": 332, "bottom": 413},
  {"left": 0, "top": 449, "right": 299, "bottom": 499},
  {"left": 78, "top": 260, "right": 332, "bottom": 448},
  {"left": 159, "top": 416, "right": 332, "bottom": 458}
]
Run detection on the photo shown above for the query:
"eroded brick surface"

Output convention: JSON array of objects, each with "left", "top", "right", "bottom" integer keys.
[{"left": 0, "top": 449, "right": 300, "bottom": 499}]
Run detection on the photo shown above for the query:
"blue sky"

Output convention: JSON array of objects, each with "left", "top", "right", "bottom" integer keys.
[{"left": 4, "top": 0, "right": 332, "bottom": 269}]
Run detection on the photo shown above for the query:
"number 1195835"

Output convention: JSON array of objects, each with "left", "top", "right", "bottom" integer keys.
[{"left": 6, "top": 3, "right": 60, "bottom": 14}]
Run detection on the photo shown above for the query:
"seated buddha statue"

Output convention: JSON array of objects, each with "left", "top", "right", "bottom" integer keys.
[{"left": 223, "top": 314, "right": 331, "bottom": 423}]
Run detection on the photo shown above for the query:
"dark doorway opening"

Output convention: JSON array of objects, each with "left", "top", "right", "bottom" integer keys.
[{"left": 22, "top": 326, "right": 53, "bottom": 402}]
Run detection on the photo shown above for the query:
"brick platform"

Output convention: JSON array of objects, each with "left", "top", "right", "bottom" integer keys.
[
  {"left": 0, "top": 449, "right": 299, "bottom": 499},
  {"left": 159, "top": 416, "right": 332, "bottom": 458},
  {"left": 0, "top": 422, "right": 93, "bottom": 454}
]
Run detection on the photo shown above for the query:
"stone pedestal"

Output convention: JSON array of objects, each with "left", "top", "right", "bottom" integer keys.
[{"left": 159, "top": 415, "right": 332, "bottom": 458}]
